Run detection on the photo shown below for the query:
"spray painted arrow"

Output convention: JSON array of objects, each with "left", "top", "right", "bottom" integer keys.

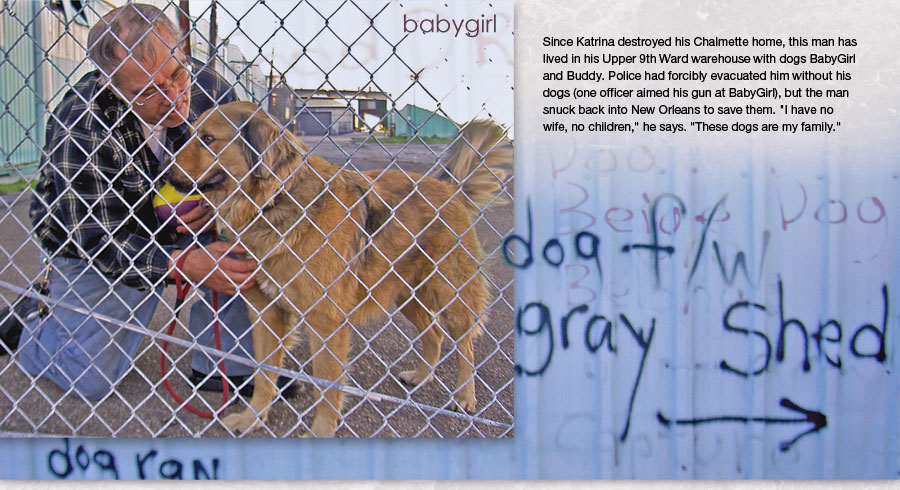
[{"left": 657, "top": 397, "right": 827, "bottom": 452}]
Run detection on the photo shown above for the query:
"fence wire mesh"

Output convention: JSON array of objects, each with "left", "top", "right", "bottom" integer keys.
[{"left": 0, "top": 0, "right": 513, "bottom": 437}]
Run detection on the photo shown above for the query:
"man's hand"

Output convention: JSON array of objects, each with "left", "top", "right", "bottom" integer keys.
[
  {"left": 170, "top": 241, "right": 257, "bottom": 295},
  {"left": 175, "top": 201, "right": 214, "bottom": 235}
]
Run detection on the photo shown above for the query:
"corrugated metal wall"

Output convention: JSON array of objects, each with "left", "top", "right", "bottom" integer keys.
[
  {"left": 390, "top": 104, "right": 459, "bottom": 139},
  {"left": 0, "top": 0, "right": 897, "bottom": 480},
  {"left": 0, "top": 3, "right": 94, "bottom": 174},
  {"left": 0, "top": 1, "right": 41, "bottom": 170}
]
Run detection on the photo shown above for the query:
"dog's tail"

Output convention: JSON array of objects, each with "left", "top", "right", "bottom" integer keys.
[{"left": 434, "top": 119, "right": 512, "bottom": 211}]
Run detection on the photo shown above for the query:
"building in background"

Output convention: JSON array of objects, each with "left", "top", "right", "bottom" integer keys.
[
  {"left": 0, "top": 1, "right": 99, "bottom": 170},
  {"left": 189, "top": 18, "right": 267, "bottom": 105},
  {"left": 267, "top": 80, "right": 389, "bottom": 136},
  {"left": 388, "top": 104, "right": 458, "bottom": 139}
]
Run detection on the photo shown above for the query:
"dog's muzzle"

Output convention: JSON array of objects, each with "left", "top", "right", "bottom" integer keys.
[{"left": 165, "top": 168, "right": 227, "bottom": 195}]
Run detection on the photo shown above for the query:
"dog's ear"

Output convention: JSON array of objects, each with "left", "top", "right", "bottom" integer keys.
[{"left": 239, "top": 111, "right": 294, "bottom": 179}]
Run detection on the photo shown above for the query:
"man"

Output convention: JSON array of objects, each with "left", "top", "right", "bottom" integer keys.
[{"left": 0, "top": 4, "right": 258, "bottom": 400}]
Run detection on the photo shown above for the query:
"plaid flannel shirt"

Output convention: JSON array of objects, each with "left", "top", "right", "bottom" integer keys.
[{"left": 30, "top": 63, "right": 236, "bottom": 290}]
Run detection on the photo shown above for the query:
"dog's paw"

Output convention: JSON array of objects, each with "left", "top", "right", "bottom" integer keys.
[
  {"left": 398, "top": 368, "right": 432, "bottom": 387},
  {"left": 307, "top": 417, "right": 337, "bottom": 438},
  {"left": 452, "top": 393, "right": 477, "bottom": 414},
  {"left": 223, "top": 410, "right": 264, "bottom": 435},
  {"left": 299, "top": 428, "right": 333, "bottom": 438}
]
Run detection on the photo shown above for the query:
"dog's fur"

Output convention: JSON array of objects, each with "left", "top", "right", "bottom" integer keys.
[{"left": 169, "top": 101, "right": 511, "bottom": 437}]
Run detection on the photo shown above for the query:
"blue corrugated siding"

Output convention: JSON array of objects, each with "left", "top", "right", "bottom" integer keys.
[
  {"left": 390, "top": 104, "right": 459, "bottom": 138},
  {"left": 0, "top": 1, "right": 41, "bottom": 170}
]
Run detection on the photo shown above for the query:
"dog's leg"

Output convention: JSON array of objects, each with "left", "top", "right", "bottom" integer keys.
[
  {"left": 305, "top": 315, "right": 350, "bottom": 437},
  {"left": 223, "top": 287, "right": 287, "bottom": 435},
  {"left": 451, "top": 329, "right": 478, "bottom": 413},
  {"left": 441, "top": 288, "right": 484, "bottom": 414},
  {"left": 398, "top": 300, "right": 442, "bottom": 387}
]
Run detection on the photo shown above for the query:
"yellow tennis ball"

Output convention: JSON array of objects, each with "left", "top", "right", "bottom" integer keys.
[{"left": 154, "top": 184, "right": 202, "bottom": 222}]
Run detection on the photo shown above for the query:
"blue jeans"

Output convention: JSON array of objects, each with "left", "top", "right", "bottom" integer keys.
[{"left": 17, "top": 237, "right": 254, "bottom": 400}]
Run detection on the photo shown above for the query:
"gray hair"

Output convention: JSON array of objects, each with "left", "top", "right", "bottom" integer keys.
[{"left": 87, "top": 3, "right": 182, "bottom": 81}]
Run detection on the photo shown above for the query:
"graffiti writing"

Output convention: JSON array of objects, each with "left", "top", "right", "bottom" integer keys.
[
  {"left": 508, "top": 182, "right": 893, "bottom": 453},
  {"left": 47, "top": 439, "right": 220, "bottom": 480},
  {"left": 515, "top": 301, "right": 655, "bottom": 442},
  {"left": 720, "top": 280, "right": 889, "bottom": 376}
]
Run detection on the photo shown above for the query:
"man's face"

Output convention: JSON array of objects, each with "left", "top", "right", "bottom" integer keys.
[{"left": 112, "top": 35, "right": 191, "bottom": 128}]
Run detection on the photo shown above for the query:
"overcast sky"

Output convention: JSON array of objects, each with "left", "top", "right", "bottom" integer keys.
[{"left": 198, "top": 0, "right": 513, "bottom": 130}]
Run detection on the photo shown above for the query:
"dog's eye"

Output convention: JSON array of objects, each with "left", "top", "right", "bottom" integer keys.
[{"left": 201, "top": 135, "right": 215, "bottom": 144}]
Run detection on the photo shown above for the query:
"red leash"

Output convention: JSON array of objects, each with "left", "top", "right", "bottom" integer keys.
[{"left": 160, "top": 246, "right": 230, "bottom": 418}]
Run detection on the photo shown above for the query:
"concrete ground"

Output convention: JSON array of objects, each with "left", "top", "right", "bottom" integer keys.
[{"left": 0, "top": 133, "right": 514, "bottom": 438}]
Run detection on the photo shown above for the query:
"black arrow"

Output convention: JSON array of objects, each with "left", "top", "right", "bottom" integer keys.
[{"left": 657, "top": 397, "right": 827, "bottom": 452}]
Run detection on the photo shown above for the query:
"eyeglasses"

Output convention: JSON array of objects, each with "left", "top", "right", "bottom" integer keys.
[{"left": 133, "top": 60, "right": 191, "bottom": 107}]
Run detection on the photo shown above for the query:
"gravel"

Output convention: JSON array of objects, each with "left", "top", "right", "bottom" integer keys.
[{"left": 0, "top": 133, "right": 514, "bottom": 438}]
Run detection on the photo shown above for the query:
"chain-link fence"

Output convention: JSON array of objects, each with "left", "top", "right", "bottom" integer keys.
[{"left": 0, "top": 0, "right": 513, "bottom": 437}]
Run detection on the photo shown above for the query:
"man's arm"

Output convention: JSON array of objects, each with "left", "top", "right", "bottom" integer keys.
[{"left": 34, "top": 115, "right": 175, "bottom": 289}]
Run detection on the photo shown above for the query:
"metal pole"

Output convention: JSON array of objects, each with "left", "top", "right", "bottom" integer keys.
[
  {"left": 178, "top": 0, "right": 191, "bottom": 58},
  {"left": 208, "top": 0, "right": 217, "bottom": 69}
]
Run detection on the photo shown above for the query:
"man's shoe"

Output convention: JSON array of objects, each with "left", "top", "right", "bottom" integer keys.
[
  {"left": 188, "top": 369, "right": 249, "bottom": 394},
  {"left": 0, "top": 292, "right": 41, "bottom": 355},
  {"left": 189, "top": 369, "right": 299, "bottom": 398}
]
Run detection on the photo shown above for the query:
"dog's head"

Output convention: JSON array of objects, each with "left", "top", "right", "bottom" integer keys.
[{"left": 168, "top": 101, "right": 307, "bottom": 203}]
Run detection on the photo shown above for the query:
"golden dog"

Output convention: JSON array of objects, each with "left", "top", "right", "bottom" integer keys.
[{"left": 169, "top": 101, "right": 511, "bottom": 437}]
